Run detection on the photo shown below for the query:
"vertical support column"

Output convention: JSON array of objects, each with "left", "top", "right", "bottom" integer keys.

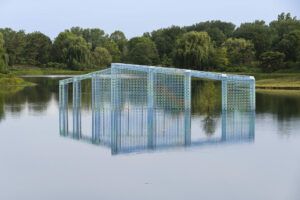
[
  {"left": 249, "top": 110, "right": 255, "bottom": 140},
  {"left": 73, "top": 79, "right": 81, "bottom": 139},
  {"left": 221, "top": 74, "right": 228, "bottom": 111},
  {"left": 184, "top": 71, "right": 191, "bottom": 146},
  {"left": 249, "top": 77, "right": 256, "bottom": 111},
  {"left": 111, "top": 68, "right": 121, "bottom": 155},
  {"left": 221, "top": 110, "right": 227, "bottom": 141},
  {"left": 59, "top": 82, "right": 68, "bottom": 136},
  {"left": 221, "top": 74, "right": 228, "bottom": 141},
  {"left": 249, "top": 77, "right": 256, "bottom": 140},
  {"left": 95, "top": 74, "right": 101, "bottom": 142},
  {"left": 147, "top": 68, "right": 155, "bottom": 149},
  {"left": 92, "top": 75, "right": 98, "bottom": 143}
]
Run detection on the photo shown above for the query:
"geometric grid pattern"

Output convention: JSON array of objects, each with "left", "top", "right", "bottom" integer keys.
[{"left": 59, "top": 63, "right": 255, "bottom": 154}]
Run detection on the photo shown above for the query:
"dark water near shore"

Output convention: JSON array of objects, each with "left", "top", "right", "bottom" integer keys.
[{"left": 0, "top": 77, "right": 300, "bottom": 200}]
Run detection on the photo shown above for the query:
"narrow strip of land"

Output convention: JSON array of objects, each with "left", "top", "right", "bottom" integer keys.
[
  {"left": 253, "top": 73, "right": 300, "bottom": 90},
  {"left": 1, "top": 68, "right": 300, "bottom": 90}
]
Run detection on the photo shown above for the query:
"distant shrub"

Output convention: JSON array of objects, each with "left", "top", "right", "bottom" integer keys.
[
  {"left": 285, "top": 61, "right": 300, "bottom": 71},
  {"left": 260, "top": 51, "right": 285, "bottom": 72},
  {"left": 45, "top": 62, "right": 67, "bottom": 69}
]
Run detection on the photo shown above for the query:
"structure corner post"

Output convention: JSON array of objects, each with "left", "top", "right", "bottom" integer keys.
[
  {"left": 147, "top": 69, "right": 155, "bottom": 149},
  {"left": 111, "top": 68, "right": 121, "bottom": 154},
  {"left": 184, "top": 71, "right": 191, "bottom": 146},
  {"left": 59, "top": 83, "right": 69, "bottom": 136},
  {"left": 73, "top": 79, "right": 82, "bottom": 138}
]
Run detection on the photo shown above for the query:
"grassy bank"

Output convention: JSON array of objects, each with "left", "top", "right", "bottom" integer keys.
[
  {"left": 0, "top": 67, "right": 94, "bottom": 91},
  {"left": 256, "top": 89, "right": 300, "bottom": 96},
  {"left": 252, "top": 73, "right": 300, "bottom": 89},
  {"left": 2, "top": 67, "right": 300, "bottom": 90},
  {"left": 9, "top": 67, "right": 93, "bottom": 76},
  {"left": 0, "top": 75, "right": 36, "bottom": 88},
  {"left": 0, "top": 76, "right": 35, "bottom": 96}
]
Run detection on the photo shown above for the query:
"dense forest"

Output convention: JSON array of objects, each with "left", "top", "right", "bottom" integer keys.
[{"left": 0, "top": 12, "right": 300, "bottom": 73}]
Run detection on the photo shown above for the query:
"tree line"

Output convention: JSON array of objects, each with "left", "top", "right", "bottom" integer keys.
[{"left": 0, "top": 12, "right": 300, "bottom": 73}]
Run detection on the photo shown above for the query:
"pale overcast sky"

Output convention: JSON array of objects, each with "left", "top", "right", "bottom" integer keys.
[{"left": 0, "top": 0, "right": 299, "bottom": 39}]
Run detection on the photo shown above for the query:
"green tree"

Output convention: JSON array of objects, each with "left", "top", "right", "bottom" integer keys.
[
  {"left": 110, "top": 30, "right": 127, "bottom": 58},
  {"left": 233, "top": 20, "right": 273, "bottom": 57},
  {"left": 52, "top": 31, "right": 91, "bottom": 70},
  {"left": 70, "top": 27, "right": 121, "bottom": 62},
  {"left": 173, "top": 31, "right": 213, "bottom": 70},
  {"left": 277, "top": 30, "right": 300, "bottom": 61},
  {"left": 260, "top": 51, "right": 285, "bottom": 72},
  {"left": 205, "top": 27, "right": 226, "bottom": 46},
  {"left": 209, "top": 47, "right": 228, "bottom": 68},
  {"left": 92, "top": 47, "right": 112, "bottom": 68},
  {"left": 126, "top": 37, "right": 159, "bottom": 65},
  {"left": 223, "top": 38, "right": 255, "bottom": 66},
  {"left": 0, "top": 33, "right": 8, "bottom": 72},
  {"left": 185, "top": 20, "right": 235, "bottom": 46},
  {"left": 151, "top": 26, "right": 185, "bottom": 65},
  {"left": 270, "top": 13, "right": 300, "bottom": 40},
  {"left": 23, "top": 32, "right": 52, "bottom": 66},
  {"left": 102, "top": 39, "right": 121, "bottom": 62},
  {"left": 70, "top": 27, "right": 107, "bottom": 50},
  {"left": 0, "top": 28, "right": 26, "bottom": 66}
]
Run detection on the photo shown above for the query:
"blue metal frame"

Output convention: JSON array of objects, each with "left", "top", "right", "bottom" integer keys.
[{"left": 59, "top": 63, "right": 255, "bottom": 154}]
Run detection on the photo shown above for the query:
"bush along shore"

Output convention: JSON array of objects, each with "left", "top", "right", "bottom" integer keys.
[{"left": 0, "top": 75, "right": 36, "bottom": 88}]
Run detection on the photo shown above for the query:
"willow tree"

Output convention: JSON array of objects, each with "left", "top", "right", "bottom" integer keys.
[
  {"left": 52, "top": 31, "right": 91, "bottom": 70},
  {"left": 173, "top": 31, "right": 213, "bottom": 70},
  {"left": 92, "top": 47, "right": 112, "bottom": 68},
  {"left": 223, "top": 38, "right": 255, "bottom": 66}
]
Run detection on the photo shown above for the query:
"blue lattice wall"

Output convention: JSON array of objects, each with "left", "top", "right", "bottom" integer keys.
[{"left": 59, "top": 63, "right": 255, "bottom": 154}]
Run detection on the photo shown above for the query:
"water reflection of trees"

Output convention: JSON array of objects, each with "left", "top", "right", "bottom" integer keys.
[
  {"left": 2, "top": 77, "right": 300, "bottom": 132},
  {"left": 192, "top": 80, "right": 221, "bottom": 136},
  {"left": 256, "top": 91, "right": 300, "bottom": 135},
  {"left": 0, "top": 86, "right": 25, "bottom": 121},
  {"left": 256, "top": 91, "right": 300, "bottom": 120},
  {"left": 0, "top": 78, "right": 59, "bottom": 121}
]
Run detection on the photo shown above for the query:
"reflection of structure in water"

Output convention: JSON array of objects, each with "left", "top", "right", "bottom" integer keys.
[
  {"left": 59, "top": 63, "right": 255, "bottom": 155},
  {"left": 60, "top": 106, "right": 254, "bottom": 155}
]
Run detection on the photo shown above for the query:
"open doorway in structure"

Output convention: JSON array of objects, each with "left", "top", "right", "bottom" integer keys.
[
  {"left": 191, "top": 78, "right": 222, "bottom": 143},
  {"left": 77, "top": 78, "right": 93, "bottom": 140},
  {"left": 59, "top": 78, "right": 94, "bottom": 141}
]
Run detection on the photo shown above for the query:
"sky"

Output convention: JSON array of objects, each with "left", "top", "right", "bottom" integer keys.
[{"left": 0, "top": 0, "right": 299, "bottom": 39}]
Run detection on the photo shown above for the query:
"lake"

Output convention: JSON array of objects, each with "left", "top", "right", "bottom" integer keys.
[{"left": 0, "top": 77, "right": 300, "bottom": 200}]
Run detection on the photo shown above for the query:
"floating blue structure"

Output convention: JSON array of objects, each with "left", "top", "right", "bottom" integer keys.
[{"left": 59, "top": 63, "right": 255, "bottom": 154}]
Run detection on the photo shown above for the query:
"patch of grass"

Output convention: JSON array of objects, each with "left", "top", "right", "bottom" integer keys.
[
  {"left": 233, "top": 72, "right": 300, "bottom": 89},
  {"left": 9, "top": 67, "right": 94, "bottom": 76},
  {"left": 254, "top": 73, "right": 300, "bottom": 89},
  {"left": 4, "top": 67, "right": 300, "bottom": 90},
  {"left": 0, "top": 76, "right": 36, "bottom": 87},
  {"left": 256, "top": 89, "right": 300, "bottom": 96}
]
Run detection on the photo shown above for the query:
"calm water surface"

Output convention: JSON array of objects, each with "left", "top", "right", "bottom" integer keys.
[{"left": 0, "top": 77, "right": 300, "bottom": 200}]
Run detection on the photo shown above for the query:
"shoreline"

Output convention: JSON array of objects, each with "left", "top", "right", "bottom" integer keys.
[
  {"left": 1, "top": 68, "right": 300, "bottom": 91},
  {"left": 19, "top": 75, "right": 75, "bottom": 78},
  {"left": 256, "top": 86, "right": 300, "bottom": 90}
]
